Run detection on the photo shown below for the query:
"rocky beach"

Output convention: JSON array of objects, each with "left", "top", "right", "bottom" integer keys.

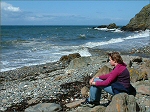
[
  {"left": 0, "top": 45, "right": 150, "bottom": 112},
  {"left": 1, "top": 3, "right": 150, "bottom": 112}
]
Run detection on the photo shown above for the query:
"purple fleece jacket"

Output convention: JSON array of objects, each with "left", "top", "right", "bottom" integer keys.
[{"left": 96, "top": 63, "right": 130, "bottom": 88}]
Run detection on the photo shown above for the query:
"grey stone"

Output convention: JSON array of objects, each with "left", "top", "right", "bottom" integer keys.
[
  {"left": 67, "top": 57, "right": 92, "bottom": 69},
  {"left": 25, "top": 103, "right": 62, "bottom": 112},
  {"left": 105, "top": 93, "right": 143, "bottom": 112}
]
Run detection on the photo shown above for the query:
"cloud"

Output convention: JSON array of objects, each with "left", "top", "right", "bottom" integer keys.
[
  {"left": 1, "top": 2, "right": 21, "bottom": 12},
  {"left": 27, "top": 14, "right": 56, "bottom": 20},
  {"left": 1, "top": 2, "right": 90, "bottom": 25},
  {"left": 1, "top": 2, "right": 110, "bottom": 25},
  {"left": 1, "top": 2, "right": 23, "bottom": 25}
]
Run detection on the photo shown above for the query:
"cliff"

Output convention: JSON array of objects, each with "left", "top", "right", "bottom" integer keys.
[{"left": 122, "top": 4, "right": 150, "bottom": 31}]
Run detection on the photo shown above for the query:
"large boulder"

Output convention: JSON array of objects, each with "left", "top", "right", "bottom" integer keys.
[
  {"left": 94, "top": 65, "right": 112, "bottom": 77},
  {"left": 105, "top": 93, "right": 145, "bottom": 112},
  {"left": 67, "top": 57, "right": 92, "bottom": 69},
  {"left": 81, "top": 86, "right": 89, "bottom": 97},
  {"left": 136, "top": 85, "right": 150, "bottom": 96},
  {"left": 59, "top": 53, "right": 81, "bottom": 64},
  {"left": 121, "top": 4, "right": 150, "bottom": 31},
  {"left": 73, "top": 93, "right": 145, "bottom": 112},
  {"left": 25, "top": 103, "right": 62, "bottom": 112},
  {"left": 140, "top": 59, "right": 150, "bottom": 80},
  {"left": 129, "top": 68, "right": 141, "bottom": 83}
]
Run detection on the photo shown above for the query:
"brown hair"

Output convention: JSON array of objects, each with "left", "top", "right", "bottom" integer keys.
[{"left": 108, "top": 52, "right": 124, "bottom": 64}]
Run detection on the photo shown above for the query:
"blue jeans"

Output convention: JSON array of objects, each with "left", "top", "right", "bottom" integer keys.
[{"left": 88, "top": 78, "right": 114, "bottom": 102}]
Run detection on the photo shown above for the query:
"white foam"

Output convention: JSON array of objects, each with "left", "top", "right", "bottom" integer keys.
[
  {"left": 1, "top": 44, "right": 93, "bottom": 72},
  {"left": 94, "top": 28, "right": 108, "bottom": 31},
  {"left": 79, "top": 34, "right": 86, "bottom": 38},
  {"left": 124, "top": 29, "right": 149, "bottom": 40},
  {"left": 0, "top": 67, "right": 18, "bottom": 72},
  {"left": 52, "top": 46, "right": 91, "bottom": 57},
  {"left": 112, "top": 29, "right": 123, "bottom": 33},
  {"left": 82, "top": 38, "right": 124, "bottom": 48},
  {"left": 70, "top": 47, "right": 91, "bottom": 56},
  {"left": 94, "top": 27, "right": 123, "bottom": 32},
  {"left": 82, "top": 29, "right": 149, "bottom": 48}
]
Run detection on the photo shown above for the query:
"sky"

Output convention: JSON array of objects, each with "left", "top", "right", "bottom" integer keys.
[{"left": 1, "top": 0, "right": 149, "bottom": 26}]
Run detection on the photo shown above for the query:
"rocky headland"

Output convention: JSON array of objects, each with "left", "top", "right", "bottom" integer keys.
[
  {"left": 0, "top": 46, "right": 150, "bottom": 112},
  {"left": 121, "top": 4, "right": 150, "bottom": 31},
  {"left": 93, "top": 4, "right": 150, "bottom": 31}
]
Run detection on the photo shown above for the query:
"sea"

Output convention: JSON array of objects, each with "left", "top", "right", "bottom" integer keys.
[{"left": 1, "top": 25, "right": 150, "bottom": 72}]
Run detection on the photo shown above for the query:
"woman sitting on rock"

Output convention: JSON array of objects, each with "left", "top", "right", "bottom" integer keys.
[{"left": 81, "top": 52, "right": 136, "bottom": 107}]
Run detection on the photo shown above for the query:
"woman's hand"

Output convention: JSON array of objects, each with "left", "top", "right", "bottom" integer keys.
[
  {"left": 91, "top": 81, "right": 96, "bottom": 85},
  {"left": 89, "top": 77, "right": 97, "bottom": 85},
  {"left": 89, "top": 77, "right": 94, "bottom": 85}
]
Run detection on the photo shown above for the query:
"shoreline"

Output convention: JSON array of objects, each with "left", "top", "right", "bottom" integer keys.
[
  {"left": 1, "top": 28, "right": 149, "bottom": 73},
  {"left": 89, "top": 45, "right": 150, "bottom": 58},
  {"left": 0, "top": 44, "right": 150, "bottom": 74}
]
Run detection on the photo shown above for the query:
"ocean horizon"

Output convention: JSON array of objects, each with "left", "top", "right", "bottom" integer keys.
[{"left": 1, "top": 25, "right": 149, "bottom": 72}]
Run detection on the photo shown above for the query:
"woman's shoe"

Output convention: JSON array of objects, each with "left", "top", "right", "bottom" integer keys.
[{"left": 81, "top": 99, "right": 99, "bottom": 108}]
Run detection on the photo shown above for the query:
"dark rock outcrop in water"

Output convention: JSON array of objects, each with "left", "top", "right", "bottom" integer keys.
[
  {"left": 93, "top": 23, "right": 118, "bottom": 29},
  {"left": 107, "top": 23, "right": 118, "bottom": 29},
  {"left": 121, "top": 4, "right": 150, "bottom": 31}
]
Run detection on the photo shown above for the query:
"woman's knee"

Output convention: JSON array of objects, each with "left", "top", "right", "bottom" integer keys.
[
  {"left": 93, "top": 78, "right": 103, "bottom": 82},
  {"left": 103, "top": 86, "right": 114, "bottom": 95}
]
